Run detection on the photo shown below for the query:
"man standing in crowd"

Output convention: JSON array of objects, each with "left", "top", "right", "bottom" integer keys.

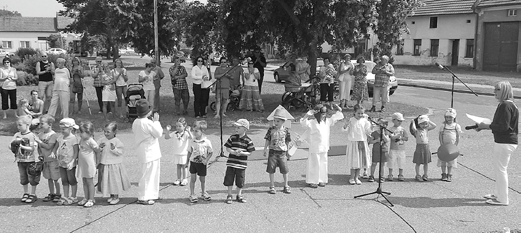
[
  {"left": 35, "top": 52, "right": 55, "bottom": 113},
  {"left": 250, "top": 48, "right": 266, "bottom": 94},
  {"left": 370, "top": 55, "right": 395, "bottom": 113},
  {"left": 151, "top": 59, "right": 165, "bottom": 113},
  {"left": 92, "top": 56, "right": 110, "bottom": 113},
  {"left": 169, "top": 56, "right": 189, "bottom": 115}
]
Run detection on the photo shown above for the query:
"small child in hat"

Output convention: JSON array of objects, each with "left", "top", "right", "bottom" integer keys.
[
  {"left": 263, "top": 108, "right": 292, "bottom": 194},
  {"left": 410, "top": 115, "right": 437, "bottom": 182},
  {"left": 223, "top": 119, "right": 255, "bottom": 204},
  {"left": 132, "top": 99, "right": 163, "bottom": 205},
  {"left": 388, "top": 112, "right": 409, "bottom": 181},
  {"left": 437, "top": 108, "right": 461, "bottom": 182}
]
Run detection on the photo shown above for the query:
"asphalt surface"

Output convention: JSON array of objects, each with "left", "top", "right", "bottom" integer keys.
[{"left": 1, "top": 78, "right": 520, "bottom": 233}]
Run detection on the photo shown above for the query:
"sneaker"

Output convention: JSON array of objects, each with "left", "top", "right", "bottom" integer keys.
[
  {"left": 25, "top": 194, "right": 37, "bottom": 203},
  {"left": 109, "top": 198, "right": 120, "bottom": 205},
  {"left": 446, "top": 174, "right": 452, "bottom": 182},
  {"left": 225, "top": 195, "right": 233, "bottom": 204},
  {"left": 200, "top": 192, "right": 211, "bottom": 201},
  {"left": 387, "top": 175, "right": 394, "bottom": 181},
  {"left": 355, "top": 178, "right": 362, "bottom": 185},
  {"left": 415, "top": 175, "right": 423, "bottom": 182},
  {"left": 78, "top": 198, "right": 88, "bottom": 206},
  {"left": 349, "top": 179, "right": 356, "bottom": 185},
  {"left": 43, "top": 194, "right": 54, "bottom": 202},
  {"left": 485, "top": 199, "right": 508, "bottom": 206},
  {"left": 189, "top": 195, "right": 198, "bottom": 203},
  {"left": 422, "top": 174, "right": 429, "bottom": 181},
  {"left": 236, "top": 195, "right": 246, "bottom": 203},
  {"left": 483, "top": 194, "right": 498, "bottom": 200},
  {"left": 57, "top": 197, "right": 71, "bottom": 205},
  {"left": 180, "top": 179, "right": 188, "bottom": 186},
  {"left": 283, "top": 186, "right": 291, "bottom": 194},
  {"left": 379, "top": 177, "right": 385, "bottom": 183},
  {"left": 441, "top": 173, "right": 448, "bottom": 181},
  {"left": 398, "top": 175, "right": 405, "bottom": 181},
  {"left": 318, "top": 182, "right": 326, "bottom": 187},
  {"left": 107, "top": 195, "right": 114, "bottom": 203},
  {"left": 368, "top": 176, "right": 375, "bottom": 182},
  {"left": 53, "top": 194, "right": 62, "bottom": 202},
  {"left": 69, "top": 197, "right": 78, "bottom": 204},
  {"left": 269, "top": 186, "right": 276, "bottom": 194},
  {"left": 173, "top": 180, "right": 181, "bottom": 186},
  {"left": 83, "top": 200, "right": 94, "bottom": 208},
  {"left": 137, "top": 199, "right": 155, "bottom": 205},
  {"left": 21, "top": 193, "right": 29, "bottom": 202},
  {"left": 308, "top": 183, "right": 318, "bottom": 188},
  {"left": 361, "top": 172, "right": 369, "bottom": 179}
]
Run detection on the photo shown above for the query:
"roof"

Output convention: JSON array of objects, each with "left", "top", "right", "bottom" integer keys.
[
  {"left": 412, "top": 0, "right": 477, "bottom": 16},
  {"left": 0, "top": 17, "right": 57, "bottom": 32},
  {"left": 56, "top": 16, "right": 75, "bottom": 30},
  {"left": 477, "top": 0, "right": 521, "bottom": 8}
]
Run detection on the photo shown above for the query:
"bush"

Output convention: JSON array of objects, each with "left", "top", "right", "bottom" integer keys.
[{"left": 15, "top": 48, "right": 37, "bottom": 59}]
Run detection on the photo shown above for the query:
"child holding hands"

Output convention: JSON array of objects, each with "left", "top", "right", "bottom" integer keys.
[
  {"left": 97, "top": 122, "right": 131, "bottom": 205},
  {"left": 410, "top": 115, "right": 437, "bottom": 182},
  {"left": 343, "top": 104, "right": 372, "bottom": 185},
  {"left": 165, "top": 117, "right": 193, "bottom": 186},
  {"left": 186, "top": 120, "right": 213, "bottom": 203},
  {"left": 263, "top": 109, "right": 292, "bottom": 194}
]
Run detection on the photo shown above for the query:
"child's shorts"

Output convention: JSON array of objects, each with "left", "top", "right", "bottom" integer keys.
[
  {"left": 173, "top": 154, "right": 188, "bottom": 165},
  {"left": 387, "top": 150, "right": 406, "bottom": 169},
  {"left": 437, "top": 158, "right": 458, "bottom": 168},
  {"left": 189, "top": 162, "right": 207, "bottom": 176},
  {"left": 223, "top": 167, "right": 245, "bottom": 188},
  {"left": 18, "top": 162, "right": 41, "bottom": 186},
  {"left": 266, "top": 150, "right": 289, "bottom": 174},
  {"left": 43, "top": 161, "right": 61, "bottom": 180},
  {"left": 59, "top": 167, "right": 78, "bottom": 186}
]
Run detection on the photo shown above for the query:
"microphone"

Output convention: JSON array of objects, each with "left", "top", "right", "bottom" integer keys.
[
  {"left": 435, "top": 63, "right": 445, "bottom": 70},
  {"left": 465, "top": 124, "right": 479, "bottom": 130}
]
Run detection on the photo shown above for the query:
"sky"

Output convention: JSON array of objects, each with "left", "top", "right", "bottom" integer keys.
[{"left": 0, "top": 0, "right": 64, "bottom": 17}]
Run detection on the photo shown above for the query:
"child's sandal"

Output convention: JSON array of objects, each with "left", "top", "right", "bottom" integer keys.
[
  {"left": 83, "top": 200, "right": 94, "bottom": 208},
  {"left": 283, "top": 186, "right": 291, "bottom": 194},
  {"left": 21, "top": 193, "right": 30, "bottom": 202},
  {"left": 25, "top": 195, "right": 37, "bottom": 203},
  {"left": 268, "top": 186, "right": 276, "bottom": 194}
]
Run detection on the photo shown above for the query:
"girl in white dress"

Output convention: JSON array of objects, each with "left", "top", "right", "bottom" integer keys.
[
  {"left": 343, "top": 104, "right": 372, "bottom": 185},
  {"left": 338, "top": 54, "right": 354, "bottom": 108},
  {"left": 102, "top": 65, "right": 117, "bottom": 121}
]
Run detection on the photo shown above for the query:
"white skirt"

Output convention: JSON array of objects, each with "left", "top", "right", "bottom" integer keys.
[
  {"left": 173, "top": 154, "right": 188, "bottom": 165},
  {"left": 102, "top": 89, "right": 116, "bottom": 102},
  {"left": 346, "top": 140, "right": 370, "bottom": 169}
]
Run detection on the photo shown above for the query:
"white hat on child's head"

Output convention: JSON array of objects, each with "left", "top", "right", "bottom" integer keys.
[
  {"left": 60, "top": 118, "right": 79, "bottom": 129},
  {"left": 445, "top": 108, "right": 457, "bottom": 118},
  {"left": 233, "top": 119, "right": 250, "bottom": 130},
  {"left": 418, "top": 115, "right": 429, "bottom": 124},
  {"left": 392, "top": 112, "right": 405, "bottom": 121}
]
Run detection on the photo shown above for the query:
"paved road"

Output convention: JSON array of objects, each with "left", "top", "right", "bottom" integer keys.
[{"left": 1, "top": 86, "right": 520, "bottom": 232}]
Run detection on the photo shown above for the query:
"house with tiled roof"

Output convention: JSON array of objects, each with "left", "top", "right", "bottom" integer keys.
[
  {"left": 0, "top": 15, "right": 77, "bottom": 54},
  {"left": 474, "top": 0, "right": 521, "bottom": 71},
  {"left": 393, "top": 0, "right": 478, "bottom": 67}
]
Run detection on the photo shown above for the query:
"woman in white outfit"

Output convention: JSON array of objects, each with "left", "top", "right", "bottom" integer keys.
[{"left": 338, "top": 54, "right": 354, "bottom": 108}]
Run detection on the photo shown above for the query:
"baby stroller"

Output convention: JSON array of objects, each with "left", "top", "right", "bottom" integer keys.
[
  {"left": 125, "top": 84, "right": 145, "bottom": 121},
  {"left": 210, "top": 88, "right": 242, "bottom": 112},
  {"left": 281, "top": 76, "right": 320, "bottom": 111}
]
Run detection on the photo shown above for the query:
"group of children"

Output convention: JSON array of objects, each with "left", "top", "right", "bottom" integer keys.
[
  {"left": 343, "top": 104, "right": 461, "bottom": 185},
  {"left": 10, "top": 98, "right": 461, "bottom": 206}
]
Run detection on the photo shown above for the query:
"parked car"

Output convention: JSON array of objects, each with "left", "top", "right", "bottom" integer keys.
[
  {"left": 47, "top": 48, "right": 67, "bottom": 55},
  {"left": 97, "top": 49, "right": 108, "bottom": 57},
  {"left": 0, "top": 49, "right": 12, "bottom": 57},
  {"left": 119, "top": 47, "right": 135, "bottom": 55},
  {"left": 274, "top": 60, "right": 398, "bottom": 96}
]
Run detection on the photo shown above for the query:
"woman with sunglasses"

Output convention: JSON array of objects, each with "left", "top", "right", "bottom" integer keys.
[
  {"left": 191, "top": 56, "right": 210, "bottom": 118},
  {"left": 0, "top": 57, "right": 18, "bottom": 119}
]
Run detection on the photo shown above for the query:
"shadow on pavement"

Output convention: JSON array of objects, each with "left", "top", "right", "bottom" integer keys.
[{"left": 388, "top": 196, "right": 486, "bottom": 208}]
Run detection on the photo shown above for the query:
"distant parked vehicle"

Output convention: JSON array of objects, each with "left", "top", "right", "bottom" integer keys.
[
  {"left": 0, "top": 49, "right": 12, "bottom": 57},
  {"left": 47, "top": 48, "right": 67, "bottom": 55}
]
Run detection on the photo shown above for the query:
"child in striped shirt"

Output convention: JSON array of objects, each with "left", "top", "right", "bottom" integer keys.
[{"left": 223, "top": 119, "right": 255, "bottom": 204}]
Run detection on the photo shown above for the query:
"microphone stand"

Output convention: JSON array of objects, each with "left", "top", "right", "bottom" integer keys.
[
  {"left": 354, "top": 117, "right": 394, "bottom": 207},
  {"left": 438, "top": 65, "right": 478, "bottom": 108}
]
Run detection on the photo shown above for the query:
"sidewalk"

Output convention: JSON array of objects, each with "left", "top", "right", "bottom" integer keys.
[{"left": 398, "top": 78, "right": 521, "bottom": 98}]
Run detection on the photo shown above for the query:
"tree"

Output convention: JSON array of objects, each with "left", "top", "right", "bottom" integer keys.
[
  {"left": 0, "top": 9, "right": 22, "bottom": 17},
  {"left": 372, "top": 0, "right": 424, "bottom": 59},
  {"left": 180, "top": 1, "right": 221, "bottom": 60}
]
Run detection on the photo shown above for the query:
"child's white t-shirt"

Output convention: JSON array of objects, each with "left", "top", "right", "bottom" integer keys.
[
  {"left": 343, "top": 117, "right": 372, "bottom": 141},
  {"left": 168, "top": 131, "right": 191, "bottom": 156},
  {"left": 189, "top": 137, "right": 213, "bottom": 163},
  {"left": 56, "top": 134, "right": 79, "bottom": 168}
]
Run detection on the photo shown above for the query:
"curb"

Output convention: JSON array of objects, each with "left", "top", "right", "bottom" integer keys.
[{"left": 399, "top": 82, "right": 521, "bottom": 99}]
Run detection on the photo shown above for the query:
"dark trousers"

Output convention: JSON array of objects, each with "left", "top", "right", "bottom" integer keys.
[
  {"left": 94, "top": 86, "right": 111, "bottom": 112},
  {"left": 1, "top": 87, "right": 17, "bottom": 110},
  {"left": 320, "top": 83, "right": 334, "bottom": 102},
  {"left": 193, "top": 84, "right": 209, "bottom": 117},
  {"left": 173, "top": 88, "right": 189, "bottom": 114},
  {"left": 257, "top": 70, "right": 264, "bottom": 94}
]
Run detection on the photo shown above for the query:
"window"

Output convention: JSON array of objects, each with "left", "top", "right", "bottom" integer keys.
[
  {"left": 429, "top": 17, "right": 438, "bottom": 28},
  {"left": 467, "top": 19, "right": 471, "bottom": 23},
  {"left": 508, "top": 9, "right": 517, "bottom": 17},
  {"left": 20, "top": 41, "right": 30, "bottom": 48},
  {"left": 2, "top": 41, "right": 12, "bottom": 49},
  {"left": 430, "top": 39, "right": 439, "bottom": 57},
  {"left": 396, "top": 39, "right": 404, "bottom": 55},
  {"left": 413, "top": 39, "right": 422, "bottom": 56},
  {"left": 466, "top": 39, "right": 474, "bottom": 58}
]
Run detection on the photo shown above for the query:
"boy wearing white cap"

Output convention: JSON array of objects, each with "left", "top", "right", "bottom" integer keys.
[
  {"left": 388, "top": 112, "right": 409, "bottom": 181},
  {"left": 263, "top": 108, "right": 292, "bottom": 194},
  {"left": 438, "top": 108, "right": 461, "bottom": 182}
]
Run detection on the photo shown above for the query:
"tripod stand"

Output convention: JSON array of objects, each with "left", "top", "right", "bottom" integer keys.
[
  {"left": 435, "top": 63, "right": 478, "bottom": 108},
  {"left": 354, "top": 117, "right": 394, "bottom": 207}
]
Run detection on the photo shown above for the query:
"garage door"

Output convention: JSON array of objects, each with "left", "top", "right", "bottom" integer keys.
[{"left": 483, "top": 22, "right": 519, "bottom": 72}]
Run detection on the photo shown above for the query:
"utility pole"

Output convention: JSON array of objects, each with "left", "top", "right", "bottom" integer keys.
[{"left": 154, "top": 0, "right": 159, "bottom": 64}]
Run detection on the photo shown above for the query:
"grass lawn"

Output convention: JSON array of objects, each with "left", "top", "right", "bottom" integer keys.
[{"left": 0, "top": 56, "right": 429, "bottom": 134}]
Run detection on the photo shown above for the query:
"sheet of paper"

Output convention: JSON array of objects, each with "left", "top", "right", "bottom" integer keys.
[{"left": 466, "top": 113, "right": 492, "bottom": 124}]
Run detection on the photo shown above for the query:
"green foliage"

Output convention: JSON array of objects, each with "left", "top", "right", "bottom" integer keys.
[
  {"left": 15, "top": 48, "right": 37, "bottom": 59},
  {"left": 181, "top": 1, "right": 220, "bottom": 59},
  {"left": 0, "top": 9, "right": 22, "bottom": 17},
  {"left": 372, "top": 0, "right": 424, "bottom": 58}
]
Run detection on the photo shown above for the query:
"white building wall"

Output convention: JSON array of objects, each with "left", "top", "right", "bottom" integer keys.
[
  {"left": 0, "top": 32, "right": 55, "bottom": 54},
  {"left": 394, "top": 13, "right": 476, "bottom": 67}
]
